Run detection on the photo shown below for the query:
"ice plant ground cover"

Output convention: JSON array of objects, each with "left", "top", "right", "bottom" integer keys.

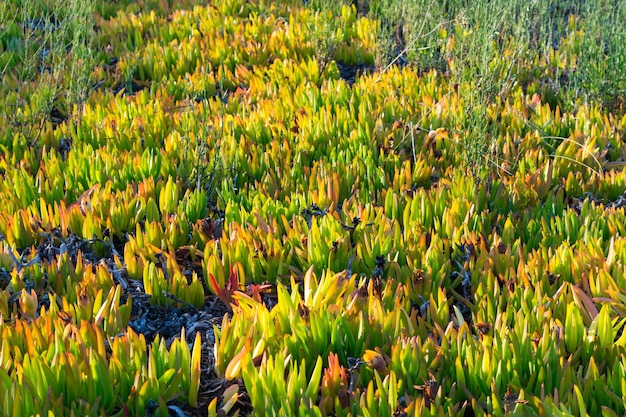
[{"left": 1, "top": 0, "right": 626, "bottom": 415}]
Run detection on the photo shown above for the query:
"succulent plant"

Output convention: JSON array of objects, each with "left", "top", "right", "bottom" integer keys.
[{"left": 2, "top": 0, "right": 626, "bottom": 415}]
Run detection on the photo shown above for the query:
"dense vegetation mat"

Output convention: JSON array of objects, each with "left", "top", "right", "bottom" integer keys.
[{"left": 1, "top": 0, "right": 626, "bottom": 415}]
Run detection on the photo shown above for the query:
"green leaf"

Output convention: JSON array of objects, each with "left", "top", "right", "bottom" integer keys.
[
  {"left": 159, "top": 177, "right": 179, "bottom": 215},
  {"left": 601, "top": 405, "right": 620, "bottom": 417},
  {"left": 146, "top": 198, "right": 160, "bottom": 222},
  {"left": 388, "top": 371, "right": 397, "bottom": 410},
  {"left": 596, "top": 305, "right": 614, "bottom": 350},
  {"left": 565, "top": 303, "right": 584, "bottom": 353},
  {"left": 188, "top": 332, "right": 202, "bottom": 407},
  {"left": 574, "top": 385, "right": 587, "bottom": 417},
  {"left": 306, "top": 356, "right": 323, "bottom": 399},
  {"left": 90, "top": 351, "right": 114, "bottom": 410}
]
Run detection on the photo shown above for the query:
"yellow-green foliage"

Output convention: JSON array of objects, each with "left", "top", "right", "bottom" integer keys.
[{"left": 2, "top": 0, "right": 626, "bottom": 415}]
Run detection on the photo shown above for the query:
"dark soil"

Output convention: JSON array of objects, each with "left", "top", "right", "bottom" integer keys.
[{"left": 336, "top": 61, "right": 375, "bottom": 86}]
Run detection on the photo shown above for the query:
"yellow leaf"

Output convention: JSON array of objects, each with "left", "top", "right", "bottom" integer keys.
[
  {"left": 225, "top": 345, "right": 250, "bottom": 380},
  {"left": 188, "top": 332, "right": 202, "bottom": 407}
]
